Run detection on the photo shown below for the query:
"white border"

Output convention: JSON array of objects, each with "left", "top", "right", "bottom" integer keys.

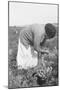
[{"left": 0, "top": 0, "right": 60, "bottom": 90}]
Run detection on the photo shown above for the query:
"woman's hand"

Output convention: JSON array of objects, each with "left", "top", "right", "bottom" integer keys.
[
  {"left": 31, "top": 46, "right": 38, "bottom": 58},
  {"left": 38, "top": 47, "right": 49, "bottom": 55}
]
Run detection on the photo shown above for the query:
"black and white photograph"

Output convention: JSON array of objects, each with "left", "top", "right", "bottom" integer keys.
[{"left": 8, "top": 1, "right": 59, "bottom": 89}]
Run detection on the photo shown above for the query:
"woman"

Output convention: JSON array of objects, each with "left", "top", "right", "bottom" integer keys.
[{"left": 16, "top": 23, "right": 56, "bottom": 69}]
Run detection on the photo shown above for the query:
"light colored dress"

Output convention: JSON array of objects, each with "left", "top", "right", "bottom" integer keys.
[
  {"left": 16, "top": 38, "right": 38, "bottom": 69},
  {"left": 16, "top": 24, "right": 45, "bottom": 69}
]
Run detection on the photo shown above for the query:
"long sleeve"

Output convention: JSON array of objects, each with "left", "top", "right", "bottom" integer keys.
[
  {"left": 19, "top": 27, "right": 34, "bottom": 49},
  {"left": 32, "top": 24, "right": 45, "bottom": 52}
]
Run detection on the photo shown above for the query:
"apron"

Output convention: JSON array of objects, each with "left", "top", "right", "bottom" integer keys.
[{"left": 16, "top": 38, "right": 38, "bottom": 69}]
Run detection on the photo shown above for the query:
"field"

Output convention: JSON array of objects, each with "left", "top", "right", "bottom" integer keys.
[{"left": 8, "top": 25, "right": 58, "bottom": 88}]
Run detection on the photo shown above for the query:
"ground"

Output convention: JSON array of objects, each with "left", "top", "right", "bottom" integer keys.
[{"left": 8, "top": 25, "right": 58, "bottom": 89}]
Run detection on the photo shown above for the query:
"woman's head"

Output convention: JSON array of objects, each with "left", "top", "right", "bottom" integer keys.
[
  {"left": 45, "top": 23, "right": 56, "bottom": 39},
  {"left": 40, "top": 23, "right": 56, "bottom": 46}
]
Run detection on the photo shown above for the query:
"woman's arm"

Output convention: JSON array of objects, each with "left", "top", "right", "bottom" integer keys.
[{"left": 20, "top": 28, "right": 34, "bottom": 49}]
